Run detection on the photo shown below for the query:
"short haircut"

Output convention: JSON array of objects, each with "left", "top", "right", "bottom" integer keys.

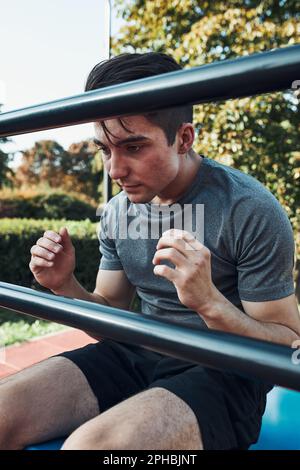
[{"left": 85, "top": 52, "right": 193, "bottom": 145}]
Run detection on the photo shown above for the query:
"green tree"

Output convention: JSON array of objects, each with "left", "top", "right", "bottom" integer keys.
[
  {"left": 0, "top": 148, "right": 12, "bottom": 188},
  {"left": 14, "top": 139, "right": 103, "bottom": 201},
  {"left": 112, "top": 0, "right": 300, "bottom": 300},
  {"left": 67, "top": 141, "right": 104, "bottom": 200}
]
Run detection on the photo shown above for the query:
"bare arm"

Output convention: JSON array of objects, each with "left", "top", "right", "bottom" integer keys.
[
  {"left": 53, "top": 270, "right": 136, "bottom": 342},
  {"left": 30, "top": 227, "right": 136, "bottom": 341},
  {"left": 53, "top": 269, "right": 136, "bottom": 311},
  {"left": 199, "top": 292, "right": 300, "bottom": 346},
  {"left": 52, "top": 269, "right": 136, "bottom": 343},
  {"left": 153, "top": 229, "right": 300, "bottom": 347}
]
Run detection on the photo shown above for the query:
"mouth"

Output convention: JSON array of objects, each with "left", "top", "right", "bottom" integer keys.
[{"left": 122, "top": 184, "right": 141, "bottom": 191}]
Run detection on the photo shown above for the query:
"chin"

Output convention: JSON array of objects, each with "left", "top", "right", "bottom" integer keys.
[{"left": 126, "top": 193, "right": 152, "bottom": 204}]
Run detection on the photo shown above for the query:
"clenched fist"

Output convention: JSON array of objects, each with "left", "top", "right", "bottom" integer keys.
[
  {"left": 29, "top": 227, "right": 75, "bottom": 292},
  {"left": 153, "top": 229, "right": 219, "bottom": 314}
]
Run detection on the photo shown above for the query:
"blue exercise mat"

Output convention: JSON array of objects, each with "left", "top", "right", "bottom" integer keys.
[
  {"left": 250, "top": 387, "right": 300, "bottom": 450},
  {"left": 26, "top": 438, "right": 65, "bottom": 450}
]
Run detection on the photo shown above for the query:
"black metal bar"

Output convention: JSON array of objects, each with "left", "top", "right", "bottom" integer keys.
[
  {"left": 0, "top": 45, "right": 299, "bottom": 138},
  {"left": 103, "top": 166, "right": 113, "bottom": 203},
  {"left": 0, "top": 281, "right": 299, "bottom": 391},
  {"left": 103, "top": 0, "right": 113, "bottom": 203}
]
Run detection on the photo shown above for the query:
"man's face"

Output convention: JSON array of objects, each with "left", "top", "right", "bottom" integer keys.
[{"left": 94, "top": 115, "right": 182, "bottom": 204}]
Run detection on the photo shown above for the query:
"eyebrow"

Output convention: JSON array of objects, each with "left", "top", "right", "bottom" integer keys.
[{"left": 93, "top": 135, "right": 151, "bottom": 147}]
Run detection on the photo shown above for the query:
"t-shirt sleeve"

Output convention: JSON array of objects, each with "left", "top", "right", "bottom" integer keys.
[
  {"left": 98, "top": 204, "right": 123, "bottom": 271},
  {"left": 233, "top": 196, "right": 295, "bottom": 302}
]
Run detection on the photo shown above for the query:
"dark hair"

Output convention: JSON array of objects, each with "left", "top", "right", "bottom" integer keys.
[{"left": 85, "top": 52, "right": 193, "bottom": 145}]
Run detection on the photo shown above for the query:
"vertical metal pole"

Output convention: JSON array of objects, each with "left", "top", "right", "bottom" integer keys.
[{"left": 103, "top": 0, "right": 113, "bottom": 203}]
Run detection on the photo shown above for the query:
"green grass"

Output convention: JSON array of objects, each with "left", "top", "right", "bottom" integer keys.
[{"left": 0, "top": 307, "right": 67, "bottom": 347}]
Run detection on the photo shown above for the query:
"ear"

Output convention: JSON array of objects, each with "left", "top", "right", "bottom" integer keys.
[{"left": 177, "top": 123, "right": 195, "bottom": 155}]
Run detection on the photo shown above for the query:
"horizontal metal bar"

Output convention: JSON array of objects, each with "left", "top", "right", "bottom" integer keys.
[
  {"left": 0, "top": 281, "right": 299, "bottom": 391},
  {"left": 0, "top": 45, "right": 299, "bottom": 138}
]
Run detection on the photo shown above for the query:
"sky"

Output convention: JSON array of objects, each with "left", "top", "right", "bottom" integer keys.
[{"left": 0, "top": 0, "right": 121, "bottom": 162}]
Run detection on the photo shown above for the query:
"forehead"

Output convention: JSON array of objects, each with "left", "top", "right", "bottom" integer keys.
[{"left": 94, "top": 115, "right": 163, "bottom": 142}]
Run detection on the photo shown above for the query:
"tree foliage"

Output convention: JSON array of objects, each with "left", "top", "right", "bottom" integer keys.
[
  {"left": 0, "top": 149, "right": 12, "bottom": 189},
  {"left": 13, "top": 139, "right": 103, "bottom": 201},
  {"left": 112, "top": 0, "right": 300, "bottom": 298}
]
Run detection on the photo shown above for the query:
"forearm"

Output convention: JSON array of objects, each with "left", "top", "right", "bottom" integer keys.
[
  {"left": 52, "top": 274, "right": 108, "bottom": 342},
  {"left": 52, "top": 274, "right": 109, "bottom": 306},
  {"left": 199, "top": 292, "right": 299, "bottom": 347}
]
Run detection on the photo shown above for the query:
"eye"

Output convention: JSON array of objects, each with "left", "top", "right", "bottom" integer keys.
[
  {"left": 127, "top": 145, "right": 141, "bottom": 153},
  {"left": 99, "top": 147, "right": 111, "bottom": 157}
]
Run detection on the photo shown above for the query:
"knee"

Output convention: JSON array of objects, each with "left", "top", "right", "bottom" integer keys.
[
  {"left": 61, "top": 422, "right": 135, "bottom": 450},
  {"left": 61, "top": 428, "right": 104, "bottom": 450},
  {"left": 61, "top": 429, "right": 92, "bottom": 450}
]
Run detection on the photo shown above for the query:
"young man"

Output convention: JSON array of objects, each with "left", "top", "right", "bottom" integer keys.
[{"left": 1, "top": 53, "right": 299, "bottom": 450}]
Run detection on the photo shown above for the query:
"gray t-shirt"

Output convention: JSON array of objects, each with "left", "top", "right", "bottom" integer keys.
[{"left": 99, "top": 156, "right": 295, "bottom": 329}]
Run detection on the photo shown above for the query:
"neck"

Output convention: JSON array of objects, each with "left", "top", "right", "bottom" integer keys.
[{"left": 151, "top": 150, "right": 203, "bottom": 205}]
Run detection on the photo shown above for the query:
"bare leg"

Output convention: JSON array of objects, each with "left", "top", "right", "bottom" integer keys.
[
  {"left": 62, "top": 387, "right": 203, "bottom": 450},
  {"left": 0, "top": 356, "right": 99, "bottom": 449}
]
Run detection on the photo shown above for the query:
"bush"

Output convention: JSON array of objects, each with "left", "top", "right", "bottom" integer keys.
[
  {"left": 0, "top": 218, "right": 100, "bottom": 292},
  {"left": 0, "top": 191, "right": 99, "bottom": 221}
]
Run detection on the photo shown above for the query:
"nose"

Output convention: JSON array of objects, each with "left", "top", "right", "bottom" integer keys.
[{"left": 107, "top": 151, "right": 130, "bottom": 181}]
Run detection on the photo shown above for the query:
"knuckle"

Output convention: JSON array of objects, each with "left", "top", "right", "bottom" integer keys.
[
  {"left": 44, "top": 230, "right": 56, "bottom": 240},
  {"left": 194, "top": 256, "right": 205, "bottom": 267},
  {"left": 183, "top": 230, "right": 193, "bottom": 239},
  {"left": 29, "top": 260, "right": 36, "bottom": 270},
  {"left": 169, "top": 247, "right": 176, "bottom": 257},
  {"left": 175, "top": 239, "right": 184, "bottom": 249},
  {"left": 160, "top": 265, "right": 168, "bottom": 275},
  {"left": 163, "top": 229, "right": 173, "bottom": 236},
  {"left": 203, "top": 248, "right": 211, "bottom": 259}
]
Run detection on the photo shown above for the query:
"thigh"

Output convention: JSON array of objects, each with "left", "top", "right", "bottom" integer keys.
[
  {"left": 58, "top": 339, "right": 162, "bottom": 413},
  {"left": 62, "top": 387, "right": 202, "bottom": 450},
  {"left": 150, "top": 360, "right": 272, "bottom": 450},
  {"left": 0, "top": 355, "right": 99, "bottom": 448}
]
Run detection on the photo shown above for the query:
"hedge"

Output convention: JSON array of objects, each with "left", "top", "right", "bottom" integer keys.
[
  {"left": 0, "top": 193, "right": 99, "bottom": 221},
  {"left": 0, "top": 218, "right": 100, "bottom": 293}
]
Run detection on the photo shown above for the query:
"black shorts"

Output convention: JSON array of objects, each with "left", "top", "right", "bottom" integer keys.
[{"left": 57, "top": 339, "right": 272, "bottom": 450}]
